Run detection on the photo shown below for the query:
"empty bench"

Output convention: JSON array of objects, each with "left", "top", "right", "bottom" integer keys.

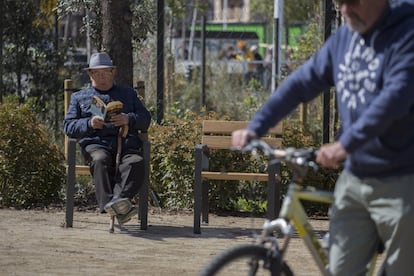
[
  {"left": 193, "top": 120, "right": 283, "bottom": 234},
  {"left": 63, "top": 79, "right": 149, "bottom": 232}
]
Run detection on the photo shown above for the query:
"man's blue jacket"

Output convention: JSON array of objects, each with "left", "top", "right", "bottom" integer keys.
[{"left": 63, "top": 85, "right": 151, "bottom": 154}]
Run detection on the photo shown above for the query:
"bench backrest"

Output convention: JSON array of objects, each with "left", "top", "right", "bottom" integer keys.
[{"left": 201, "top": 120, "right": 283, "bottom": 150}]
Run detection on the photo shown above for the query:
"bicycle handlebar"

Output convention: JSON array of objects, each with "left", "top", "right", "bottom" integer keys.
[{"left": 233, "top": 139, "right": 319, "bottom": 170}]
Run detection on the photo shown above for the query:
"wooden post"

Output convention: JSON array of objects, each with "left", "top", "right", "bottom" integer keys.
[
  {"left": 64, "top": 79, "right": 73, "bottom": 160},
  {"left": 300, "top": 103, "right": 307, "bottom": 128},
  {"left": 164, "top": 56, "right": 174, "bottom": 109},
  {"left": 63, "top": 78, "right": 75, "bottom": 228}
]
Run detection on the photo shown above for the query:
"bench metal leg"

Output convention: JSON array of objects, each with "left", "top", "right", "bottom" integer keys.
[
  {"left": 65, "top": 139, "right": 77, "bottom": 228},
  {"left": 267, "top": 159, "right": 281, "bottom": 219},
  {"left": 139, "top": 183, "right": 148, "bottom": 230},
  {"left": 194, "top": 183, "right": 201, "bottom": 234},
  {"left": 194, "top": 147, "right": 203, "bottom": 234},
  {"left": 109, "top": 216, "right": 115, "bottom": 233},
  {"left": 201, "top": 180, "right": 209, "bottom": 224},
  {"left": 139, "top": 140, "right": 150, "bottom": 230}
]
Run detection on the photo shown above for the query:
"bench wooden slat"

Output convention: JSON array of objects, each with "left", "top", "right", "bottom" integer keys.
[
  {"left": 202, "top": 171, "right": 270, "bottom": 181},
  {"left": 202, "top": 136, "right": 282, "bottom": 150},
  {"left": 75, "top": 166, "right": 90, "bottom": 175},
  {"left": 65, "top": 165, "right": 90, "bottom": 175},
  {"left": 202, "top": 120, "right": 282, "bottom": 135}
]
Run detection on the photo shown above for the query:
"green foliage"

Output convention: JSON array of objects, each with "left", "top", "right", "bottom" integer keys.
[
  {"left": 0, "top": 0, "right": 337, "bottom": 215},
  {"left": 234, "top": 197, "right": 267, "bottom": 214},
  {"left": 166, "top": 0, "right": 208, "bottom": 18},
  {"left": 58, "top": 0, "right": 103, "bottom": 49},
  {"left": 149, "top": 54, "right": 338, "bottom": 215},
  {"left": 131, "top": 0, "right": 157, "bottom": 45},
  {"left": 0, "top": 102, "right": 66, "bottom": 208},
  {"left": 206, "top": 70, "right": 268, "bottom": 121},
  {"left": 72, "top": 175, "right": 97, "bottom": 207},
  {"left": 58, "top": 0, "right": 157, "bottom": 51},
  {"left": 170, "top": 64, "right": 269, "bottom": 120},
  {"left": 207, "top": 151, "right": 270, "bottom": 212},
  {"left": 149, "top": 112, "right": 205, "bottom": 208},
  {"left": 250, "top": 0, "right": 320, "bottom": 24},
  {"left": 291, "top": 20, "right": 324, "bottom": 67},
  {"left": 149, "top": 111, "right": 338, "bottom": 216},
  {"left": 281, "top": 121, "right": 339, "bottom": 216},
  {"left": 149, "top": 111, "right": 274, "bottom": 213},
  {"left": 166, "top": 0, "right": 187, "bottom": 18},
  {"left": 2, "top": 1, "right": 66, "bottom": 132}
]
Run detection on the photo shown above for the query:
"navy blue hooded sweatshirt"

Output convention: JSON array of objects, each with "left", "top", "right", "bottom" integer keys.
[{"left": 247, "top": 1, "right": 414, "bottom": 177}]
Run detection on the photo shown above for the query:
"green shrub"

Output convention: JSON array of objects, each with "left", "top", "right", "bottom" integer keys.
[
  {"left": 0, "top": 102, "right": 66, "bottom": 208},
  {"left": 149, "top": 113, "right": 339, "bottom": 216},
  {"left": 207, "top": 149, "right": 270, "bottom": 213},
  {"left": 149, "top": 111, "right": 279, "bottom": 213},
  {"left": 281, "top": 120, "right": 340, "bottom": 216},
  {"left": 149, "top": 111, "right": 208, "bottom": 209}
]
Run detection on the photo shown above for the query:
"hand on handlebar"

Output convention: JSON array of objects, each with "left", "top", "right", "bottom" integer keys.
[
  {"left": 232, "top": 138, "right": 319, "bottom": 171},
  {"left": 231, "top": 129, "right": 257, "bottom": 149},
  {"left": 316, "top": 142, "right": 347, "bottom": 169}
]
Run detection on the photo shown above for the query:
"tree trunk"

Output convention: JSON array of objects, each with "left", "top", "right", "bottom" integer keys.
[
  {"left": 0, "top": 2, "right": 3, "bottom": 103},
  {"left": 101, "top": 0, "right": 133, "bottom": 87}
]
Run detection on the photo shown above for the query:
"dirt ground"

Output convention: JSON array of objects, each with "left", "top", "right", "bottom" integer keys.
[{"left": 0, "top": 207, "right": 381, "bottom": 276}]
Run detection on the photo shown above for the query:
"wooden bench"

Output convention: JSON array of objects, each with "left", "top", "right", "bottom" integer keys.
[
  {"left": 63, "top": 79, "right": 149, "bottom": 232},
  {"left": 193, "top": 120, "right": 283, "bottom": 234}
]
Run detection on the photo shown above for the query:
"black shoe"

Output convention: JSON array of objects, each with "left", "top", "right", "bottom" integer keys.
[
  {"left": 117, "top": 206, "right": 138, "bottom": 225},
  {"left": 104, "top": 197, "right": 132, "bottom": 216}
]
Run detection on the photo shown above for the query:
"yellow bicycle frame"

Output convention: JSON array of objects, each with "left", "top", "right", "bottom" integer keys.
[
  {"left": 278, "top": 183, "right": 380, "bottom": 275},
  {"left": 279, "top": 183, "right": 333, "bottom": 275}
]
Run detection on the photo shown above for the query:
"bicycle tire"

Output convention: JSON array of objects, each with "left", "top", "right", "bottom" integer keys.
[{"left": 199, "top": 244, "right": 293, "bottom": 276}]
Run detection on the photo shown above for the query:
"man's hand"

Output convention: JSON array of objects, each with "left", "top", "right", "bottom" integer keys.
[
  {"left": 316, "top": 142, "right": 348, "bottom": 169},
  {"left": 232, "top": 129, "right": 257, "bottom": 148},
  {"left": 90, "top": 115, "right": 105, "bottom": 129},
  {"left": 110, "top": 113, "right": 129, "bottom": 127}
]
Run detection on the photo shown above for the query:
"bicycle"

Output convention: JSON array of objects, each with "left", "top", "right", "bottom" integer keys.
[{"left": 199, "top": 139, "right": 383, "bottom": 276}]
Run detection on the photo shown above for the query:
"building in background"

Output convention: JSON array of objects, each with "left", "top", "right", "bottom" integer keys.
[{"left": 212, "top": 0, "right": 251, "bottom": 23}]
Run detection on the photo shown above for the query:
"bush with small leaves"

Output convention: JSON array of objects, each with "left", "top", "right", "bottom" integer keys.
[
  {"left": 0, "top": 102, "right": 66, "bottom": 208},
  {"left": 149, "top": 111, "right": 270, "bottom": 212},
  {"left": 149, "top": 111, "right": 207, "bottom": 209},
  {"left": 148, "top": 111, "right": 338, "bottom": 216}
]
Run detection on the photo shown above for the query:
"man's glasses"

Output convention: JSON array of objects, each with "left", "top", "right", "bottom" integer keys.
[{"left": 90, "top": 70, "right": 113, "bottom": 78}]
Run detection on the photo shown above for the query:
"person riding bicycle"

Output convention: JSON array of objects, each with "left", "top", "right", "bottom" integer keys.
[{"left": 232, "top": 0, "right": 414, "bottom": 275}]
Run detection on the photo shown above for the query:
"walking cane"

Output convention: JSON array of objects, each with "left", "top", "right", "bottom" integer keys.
[
  {"left": 109, "top": 124, "right": 129, "bottom": 233},
  {"left": 115, "top": 124, "right": 128, "bottom": 175}
]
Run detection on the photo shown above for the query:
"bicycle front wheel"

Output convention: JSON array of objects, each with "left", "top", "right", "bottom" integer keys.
[{"left": 199, "top": 244, "right": 293, "bottom": 276}]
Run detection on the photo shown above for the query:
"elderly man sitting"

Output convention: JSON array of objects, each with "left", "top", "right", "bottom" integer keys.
[{"left": 63, "top": 52, "right": 151, "bottom": 225}]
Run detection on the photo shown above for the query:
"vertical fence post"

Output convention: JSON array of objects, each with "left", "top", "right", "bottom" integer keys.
[
  {"left": 323, "top": 0, "right": 334, "bottom": 144},
  {"left": 200, "top": 14, "right": 206, "bottom": 108},
  {"left": 64, "top": 79, "right": 73, "bottom": 159},
  {"left": 157, "top": 0, "right": 164, "bottom": 124},
  {"left": 64, "top": 79, "right": 75, "bottom": 227}
]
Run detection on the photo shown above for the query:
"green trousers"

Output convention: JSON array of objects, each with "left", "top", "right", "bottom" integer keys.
[{"left": 328, "top": 170, "right": 414, "bottom": 276}]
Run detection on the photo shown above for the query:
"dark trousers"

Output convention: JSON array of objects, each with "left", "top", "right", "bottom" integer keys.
[{"left": 85, "top": 144, "right": 144, "bottom": 212}]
